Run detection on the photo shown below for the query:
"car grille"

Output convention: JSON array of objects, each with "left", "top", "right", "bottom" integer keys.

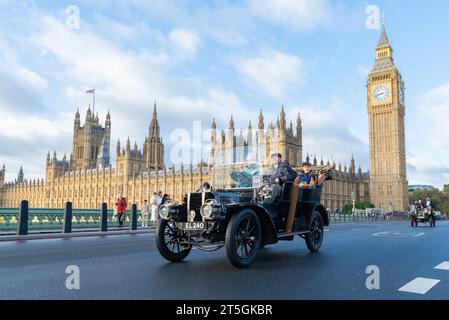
[{"left": 187, "top": 192, "right": 215, "bottom": 221}]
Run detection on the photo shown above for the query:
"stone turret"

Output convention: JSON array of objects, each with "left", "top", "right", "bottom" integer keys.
[
  {"left": 116, "top": 139, "right": 121, "bottom": 156},
  {"left": 0, "top": 164, "right": 5, "bottom": 188},
  {"left": 144, "top": 101, "right": 164, "bottom": 170}
]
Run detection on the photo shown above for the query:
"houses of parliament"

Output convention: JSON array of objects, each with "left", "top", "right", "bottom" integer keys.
[{"left": 0, "top": 23, "right": 409, "bottom": 212}]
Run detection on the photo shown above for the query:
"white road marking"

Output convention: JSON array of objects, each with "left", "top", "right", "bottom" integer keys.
[
  {"left": 372, "top": 231, "right": 425, "bottom": 238},
  {"left": 434, "top": 261, "right": 449, "bottom": 270},
  {"left": 398, "top": 277, "right": 440, "bottom": 295},
  {"left": 324, "top": 229, "right": 330, "bottom": 232}
]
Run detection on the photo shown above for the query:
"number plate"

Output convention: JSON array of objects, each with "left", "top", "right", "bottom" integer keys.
[{"left": 178, "top": 222, "right": 208, "bottom": 231}]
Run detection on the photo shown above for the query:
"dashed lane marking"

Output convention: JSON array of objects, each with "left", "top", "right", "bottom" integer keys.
[
  {"left": 398, "top": 277, "right": 440, "bottom": 295},
  {"left": 434, "top": 261, "right": 449, "bottom": 270}
]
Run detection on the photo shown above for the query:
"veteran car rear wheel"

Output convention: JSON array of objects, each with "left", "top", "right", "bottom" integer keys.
[
  {"left": 156, "top": 219, "right": 191, "bottom": 262},
  {"left": 305, "top": 210, "right": 324, "bottom": 253},
  {"left": 225, "top": 209, "right": 261, "bottom": 269}
]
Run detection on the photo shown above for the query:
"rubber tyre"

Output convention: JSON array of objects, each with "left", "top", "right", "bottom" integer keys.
[
  {"left": 156, "top": 219, "right": 191, "bottom": 262},
  {"left": 305, "top": 210, "right": 324, "bottom": 253},
  {"left": 225, "top": 209, "right": 261, "bottom": 269}
]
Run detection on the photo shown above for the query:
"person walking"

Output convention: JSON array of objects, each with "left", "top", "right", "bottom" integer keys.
[
  {"left": 161, "top": 193, "right": 169, "bottom": 206},
  {"left": 155, "top": 191, "right": 163, "bottom": 224},
  {"left": 116, "top": 194, "right": 127, "bottom": 227},
  {"left": 141, "top": 199, "right": 149, "bottom": 228},
  {"left": 150, "top": 192, "right": 158, "bottom": 228}
]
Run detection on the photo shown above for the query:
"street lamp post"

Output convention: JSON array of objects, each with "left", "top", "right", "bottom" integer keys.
[{"left": 352, "top": 192, "right": 356, "bottom": 220}]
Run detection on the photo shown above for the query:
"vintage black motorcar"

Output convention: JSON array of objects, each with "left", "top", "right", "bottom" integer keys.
[{"left": 155, "top": 171, "right": 332, "bottom": 268}]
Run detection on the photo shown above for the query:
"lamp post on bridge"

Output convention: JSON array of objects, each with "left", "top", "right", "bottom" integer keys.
[{"left": 351, "top": 192, "right": 356, "bottom": 215}]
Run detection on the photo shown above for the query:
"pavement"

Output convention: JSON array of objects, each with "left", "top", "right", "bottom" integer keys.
[
  {"left": 1, "top": 220, "right": 449, "bottom": 300},
  {"left": 0, "top": 228, "right": 154, "bottom": 242}
]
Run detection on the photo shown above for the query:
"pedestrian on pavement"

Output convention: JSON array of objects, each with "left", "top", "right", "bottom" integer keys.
[
  {"left": 161, "top": 193, "right": 169, "bottom": 206},
  {"left": 116, "top": 194, "right": 127, "bottom": 227},
  {"left": 156, "top": 190, "right": 163, "bottom": 207},
  {"left": 141, "top": 199, "right": 149, "bottom": 228},
  {"left": 150, "top": 192, "right": 158, "bottom": 228}
]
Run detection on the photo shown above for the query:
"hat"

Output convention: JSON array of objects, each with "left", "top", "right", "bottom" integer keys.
[{"left": 302, "top": 162, "right": 312, "bottom": 166}]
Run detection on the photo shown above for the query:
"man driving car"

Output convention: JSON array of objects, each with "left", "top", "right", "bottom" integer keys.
[{"left": 265, "top": 153, "right": 297, "bottom": 185}]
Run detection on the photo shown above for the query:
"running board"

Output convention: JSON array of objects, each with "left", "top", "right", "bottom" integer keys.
[{"left": 277, "top": 230, "right": 310, "bottom": 238}]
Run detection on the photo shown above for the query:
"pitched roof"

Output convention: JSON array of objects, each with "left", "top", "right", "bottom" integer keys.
[{"left": 377, "top": 23, "right": 390, "bottom": 48}]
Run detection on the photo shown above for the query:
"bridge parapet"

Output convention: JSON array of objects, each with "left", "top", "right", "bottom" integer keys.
[{"left": 0, "top": 201, "right": 142, "bottom": 235}]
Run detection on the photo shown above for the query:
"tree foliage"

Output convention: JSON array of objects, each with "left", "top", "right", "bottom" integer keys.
[{"left": 342, "top": 201, "right": 375, "bottom": 214}]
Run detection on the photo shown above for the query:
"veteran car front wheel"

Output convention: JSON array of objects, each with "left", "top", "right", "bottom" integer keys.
[
  {"left": 156, "top": 219, "right": 191, "bottom": 262},
  {"left": 225, "top": 209, "right": 262, "bottom": 269},
  {"left": 305, "top": 210, "right": 324, "bottom": 253}
]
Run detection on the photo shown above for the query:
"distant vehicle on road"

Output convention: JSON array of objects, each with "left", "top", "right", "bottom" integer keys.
[
  {"left": 410, "top": 208, "right": 436, "bottom": 227},
  {"left": 155, "top": 166, "right": 334, "bottom": 268}
]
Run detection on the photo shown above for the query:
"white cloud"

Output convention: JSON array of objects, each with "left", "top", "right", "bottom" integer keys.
[
  {"left": 287, "top": 104, "right": 368, "bottom": 167},
  {"left": 169, "top": 28, "right": 201, "bottom": 57},
  {"left": 406, "top": 81, "right": 449, "bottom": 187},
  {"left": 247, "top": 0, "right": 333, "bottom": 32},
  {"left": 237, "top": 49, "right": 304, "bottom": 98},
  {"left": 0, "top": 109, "right": 71, "bottom": 141}
]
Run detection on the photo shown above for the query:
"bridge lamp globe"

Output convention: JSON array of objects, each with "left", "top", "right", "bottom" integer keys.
[{"left": 159, "top": 206, "right": 170, "bottom": 219}]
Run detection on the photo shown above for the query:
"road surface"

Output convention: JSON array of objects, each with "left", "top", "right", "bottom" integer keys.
[{"left": 1, "top": 220, "right": 449, "bottom": 299}]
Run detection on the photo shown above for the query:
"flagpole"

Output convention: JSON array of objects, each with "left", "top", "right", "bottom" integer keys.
[{"left": 93, "top": 89, "right": 96, "bottom": 115}]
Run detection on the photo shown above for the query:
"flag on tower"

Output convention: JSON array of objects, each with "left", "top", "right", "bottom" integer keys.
[{"left": 85, "top": 88, "right": 96, "bottom": 113}]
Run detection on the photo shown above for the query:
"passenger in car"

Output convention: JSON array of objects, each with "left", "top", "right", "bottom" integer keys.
[{"left": 298, "top": 162, "right": 327, "bottom": 188}]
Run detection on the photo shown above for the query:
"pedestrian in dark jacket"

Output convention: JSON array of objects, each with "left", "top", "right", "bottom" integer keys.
[{"left": 161, "top": 194, "right": 169, "bottom": 205}]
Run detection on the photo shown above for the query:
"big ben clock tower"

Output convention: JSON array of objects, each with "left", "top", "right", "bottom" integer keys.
[{"left": 367, "top": 20, "right": 409, "bottom": 212}]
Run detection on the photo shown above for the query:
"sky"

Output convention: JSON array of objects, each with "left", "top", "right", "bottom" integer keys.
[{"left": 0, "top": 0, "right": 449, "bottom": 188}]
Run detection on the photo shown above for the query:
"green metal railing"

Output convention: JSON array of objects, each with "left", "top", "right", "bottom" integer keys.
[
  {"left": 329, "top": 211, "right": 409, "bottom": 223},
  {"left": 0, "top": 206, "right": 142, "bottom": 234}
]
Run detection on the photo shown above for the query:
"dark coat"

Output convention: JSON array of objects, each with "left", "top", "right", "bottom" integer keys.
[{"left": 266, "top": 162, "right": 297, "bottom": 184}]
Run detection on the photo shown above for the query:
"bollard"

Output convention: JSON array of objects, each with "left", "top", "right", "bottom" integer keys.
[
  {"left": 131, "top": 204, "right": 137, "bottom": 231},
  {"left": 17, "top": 200, "right": 29, "bottom": 235},
  {"left": 63, "top": 201, "right": 73, "bottom": 233},
  {"left": 100, "top": 203, "right": 108, "bottom": 232}
]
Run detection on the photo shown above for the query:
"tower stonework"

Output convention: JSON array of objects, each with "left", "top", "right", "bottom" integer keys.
[
  {"left": 143, "top": 102, "right": 165, "bottom": 170},
  {"left": 72, "top": 107, "right": 111, "bottom": 170},
  {"left": 367, "top": 22, "right": 409, "bottom": 211}
]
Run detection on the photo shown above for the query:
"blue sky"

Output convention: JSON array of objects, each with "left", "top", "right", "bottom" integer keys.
[{"left": 1, "top": 0, "right": 449, "bottom": 188}]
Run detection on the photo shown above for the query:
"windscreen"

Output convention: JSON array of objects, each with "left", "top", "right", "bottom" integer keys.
[{"left": 210, "top": 144, "right": 269, "bottom": 189}]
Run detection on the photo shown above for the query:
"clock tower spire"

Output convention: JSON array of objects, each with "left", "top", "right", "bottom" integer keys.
[{"left": 367, "top": 19, "right": 409, "bottom": 212}]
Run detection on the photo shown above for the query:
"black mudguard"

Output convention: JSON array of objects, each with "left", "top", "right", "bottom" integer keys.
[{"left": 226, "top": 203, "right": 278, "bottom": 245}]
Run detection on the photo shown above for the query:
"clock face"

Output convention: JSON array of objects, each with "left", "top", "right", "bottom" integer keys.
[{"left": 373, "top": 85, "right": 390, "bottom": 102}]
